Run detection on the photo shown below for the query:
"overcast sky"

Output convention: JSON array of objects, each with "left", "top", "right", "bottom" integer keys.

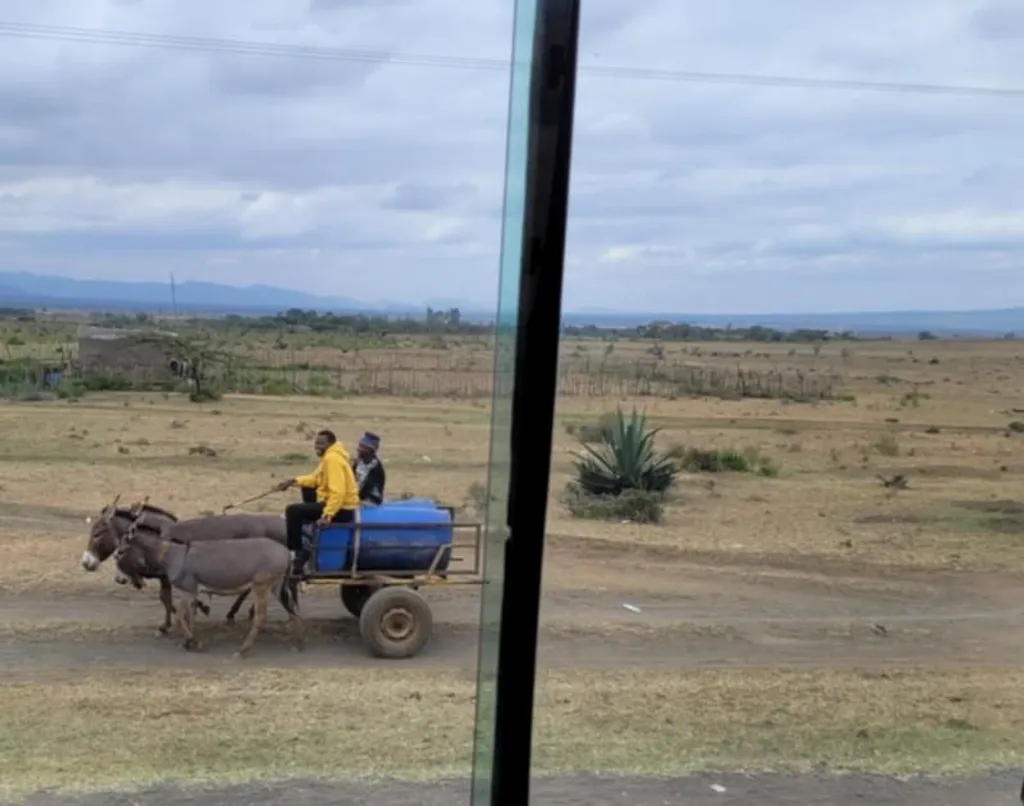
[{"left": 1, "top": 1, "right": 1023, "bottom": 314}]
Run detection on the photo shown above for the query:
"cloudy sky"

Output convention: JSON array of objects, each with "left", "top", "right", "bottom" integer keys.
[{"left": 1, "top": 0, "right": 1023, "bottom": 314}]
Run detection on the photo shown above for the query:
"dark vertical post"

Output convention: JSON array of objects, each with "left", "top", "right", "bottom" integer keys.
[{"left": 490, "top": 0, "right": 581, "bottom": 803}]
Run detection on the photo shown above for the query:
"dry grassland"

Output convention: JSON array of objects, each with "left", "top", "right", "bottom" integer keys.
[
  {"left": 2, "top": 667, "right": 1023, "bottom": 796},
  {"left": 2, "top": 337, "right": 1024, "bottom": 795}
]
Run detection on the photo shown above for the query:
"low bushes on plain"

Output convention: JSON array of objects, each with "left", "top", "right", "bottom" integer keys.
[{"left": 566, "top": 408, "right": 677, "bottom": 524}]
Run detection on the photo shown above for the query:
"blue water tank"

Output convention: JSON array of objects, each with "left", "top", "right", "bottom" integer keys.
[{"left": 315, "top": 502, "right": 453, "bottom": 574}]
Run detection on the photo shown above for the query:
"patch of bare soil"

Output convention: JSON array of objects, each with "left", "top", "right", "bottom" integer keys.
[
  {"left": 15, "top": 772, "right": 1023, "bottom": 806},
  {"left": 957, "top": 500, "right": 1024, "bottom": 515},
  {"left": 855, "top": 513, "right": 931, "bottom": 525},
  {"left": 548, "top": 531, "right": 966, "bottom": 580},
  {"left": 3, "top": 562, "right": 1024, "bottom": 674},
  {"left": 899, "top": 464, "right": 1010, "bottom": 480},
  {"left": 955, "top": 499, "right": 1024, "bottom": 534},
  {"left": 0, "top": 501, "right": 89, "bottom": 524}
]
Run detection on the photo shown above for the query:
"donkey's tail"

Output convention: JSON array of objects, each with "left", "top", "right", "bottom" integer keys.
[{"left": 276, "top": 573, "right": 302, "bottom": 616}]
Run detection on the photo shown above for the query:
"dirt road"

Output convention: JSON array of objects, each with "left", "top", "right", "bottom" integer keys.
[
  {"left": 4, "top": 556, "right": 1024, "bottom": 672},
  {"left": 18, "top": 772, "right": 1023, "bottom": 805},
  {"left": 5, "top": 554, "right": 1024, "bottom": 804}
]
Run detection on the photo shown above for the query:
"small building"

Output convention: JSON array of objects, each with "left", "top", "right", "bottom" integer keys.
[{"left": 76, "top": 325, "right": 185, "bottom": 383}]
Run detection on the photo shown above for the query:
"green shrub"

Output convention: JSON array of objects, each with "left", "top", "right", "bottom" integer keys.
[
  {"left": 564, "top": 483, "right": 665, "bottom": 523},
  {"left": 79, "top": 373, "right": 136, "bottom": 392},
  {"left": 262, "top": 379, "right": 294, "bottom": 396},
  {"left": 307, "top": 373, "right": 334, "bottom": 396},
  {"left": 0, "top": 358, "right": 44, "bottom": 387},
  {"left": 2, "top": 386, "right": 52, "bottom": 402},
  {"left": 55, "top": 379, "right": 88, "bottom": 400},
  {"left": 572, "top": 408, "right": 678, "bottom": 496},
  {"left": 189, "top": 387, "right": 222, "bottom": 403},
  {"left": 1009, "top": 421, "right": 1024, "bottom": 433},
  {"left": 678, "top": 448, "right": 751, "bottom": 473},
  {"left": 665, "top": 444, "right": 780, "bottom": 476}
]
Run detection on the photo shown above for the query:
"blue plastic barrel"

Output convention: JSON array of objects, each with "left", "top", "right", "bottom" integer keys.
[{"left": 315, "top": 502, "right": 453, "bottom": 574}]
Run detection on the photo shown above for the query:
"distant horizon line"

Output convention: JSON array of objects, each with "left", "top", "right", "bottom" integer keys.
[
  {"left": 9, "top": 297, "right": 1024, "bottom": 320},
  {"left": 4, "top": 297, "right": 1022, "bottom": 329},
  {"left": 0, "top": 270, "right": 1021, "bottom": 320}
]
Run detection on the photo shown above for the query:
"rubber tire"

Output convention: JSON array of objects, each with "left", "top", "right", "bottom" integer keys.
[
  {"left": 339, "top": 584, "right": 376, "bottom": 618},
  {"left": 358, "top": 586, "right": 433, "bottom": 659}
]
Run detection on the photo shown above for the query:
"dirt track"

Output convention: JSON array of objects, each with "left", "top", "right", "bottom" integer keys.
[
  {"left": 18, "top": 772, "right": 1024, "bottom": 805},
  {"left": 4, "top": 556, "right": 1024, "bottom": 672},
  {"left": 5, "top": 555, "right": 1024, "bottom": 804}
]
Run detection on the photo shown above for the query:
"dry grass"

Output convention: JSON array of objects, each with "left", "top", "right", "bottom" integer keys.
[
  {"left": 1, "top": 666, "right": 1022, "bottom": 797},
  {"left": 3, "top": 337, "right": 1024, "bottom": 796},
  {"left": 4, "top": 339, "right": 1024, "bottom": 597},
  {"left": 0, "top": 611, "right": 754, "bottom": 644}
]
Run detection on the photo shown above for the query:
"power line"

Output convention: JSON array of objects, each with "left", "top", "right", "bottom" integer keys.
[
  {"left": 1, "top": 20, "right": 1023, "bottom": 99},
  {"left": 5, "top": 22, "right": 506, "bottom": 70}
]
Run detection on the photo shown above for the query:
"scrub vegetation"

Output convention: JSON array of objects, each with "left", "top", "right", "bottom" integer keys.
[{"left": 2, "top": 309, "right": 1024, "bottom": 796}]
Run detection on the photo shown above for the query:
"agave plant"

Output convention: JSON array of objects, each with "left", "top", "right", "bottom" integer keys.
[{"left": 572, "top": 408, "right": 678, "bottom": 496}]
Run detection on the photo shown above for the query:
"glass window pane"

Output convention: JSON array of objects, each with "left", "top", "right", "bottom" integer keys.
[
  {"left": 470, "top": 0, "right": 539, "bottom": 801},
  {"left": 1, "top": 3, "right": 540, "bottom": 804},
  {"left": 531, "top": 3, "right": 1024, "bottom": 804}
]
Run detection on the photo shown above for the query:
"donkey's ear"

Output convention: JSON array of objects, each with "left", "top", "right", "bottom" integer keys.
[{"left": 101, "top": 494, "right": 120, "bottom": 521}]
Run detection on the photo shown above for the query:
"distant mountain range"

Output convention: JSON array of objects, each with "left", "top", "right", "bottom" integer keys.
[
  {"left": 0, "top": 271, "right": 373, "bottom": 313},
  {"left": 576, "top": 309, "right": 1024, "bottom": 336},
  {"left": 0, "top": 271, "right": 1021, "bottom": 336}
]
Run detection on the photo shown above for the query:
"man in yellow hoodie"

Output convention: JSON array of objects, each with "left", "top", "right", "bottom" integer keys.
[{"left": 277, "top": 429, "right": 359, "bottom": 576}]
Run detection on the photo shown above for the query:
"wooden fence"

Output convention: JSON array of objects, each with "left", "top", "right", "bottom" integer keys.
[{"left": 0, "top": 350, "right": 839, "bottom": 402}]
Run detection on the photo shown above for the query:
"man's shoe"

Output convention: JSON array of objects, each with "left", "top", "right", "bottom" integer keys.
[{"left": 291, "top": 549, "right": 311, "bottom": 578}]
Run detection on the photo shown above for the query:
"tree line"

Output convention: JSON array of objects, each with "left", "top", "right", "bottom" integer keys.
[
  {"left": 564, "top": 322, "right": 857, "bottom": 343},
  {"left": 81, "top": 308, "right": 863, "bottom": 343},
  {"left": 13, "top": 306, "right": 1008, "bottom": 343}
]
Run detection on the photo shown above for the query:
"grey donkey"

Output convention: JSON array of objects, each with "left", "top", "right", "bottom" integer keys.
[
  {"left": 112, "top": 504, "right": 298, "bottom": 624},
  {"left": 117, "top": 515, "right": 304, "bottom": 657},
  {"left": 82, "top": 495, "right": 215, "bottom": 635}
]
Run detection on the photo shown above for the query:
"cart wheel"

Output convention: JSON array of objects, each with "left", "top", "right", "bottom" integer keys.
[
  {"left": 339, "top": 584, "right": 376, "bottom": 618},
  {"left": 358, "top": 587, "right": 433, "bottom": 659}
]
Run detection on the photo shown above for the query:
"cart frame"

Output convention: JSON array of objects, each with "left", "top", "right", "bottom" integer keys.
[
  {"left": 303, "top": 506, "right": 484, "bottom": 587},
  {"left": 300, "top": 506, "right": 485, "bottom": 658}
]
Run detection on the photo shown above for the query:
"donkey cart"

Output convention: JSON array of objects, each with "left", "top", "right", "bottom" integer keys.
[{"left": 303, "top": 498, "right": 483, "bottom": 659}]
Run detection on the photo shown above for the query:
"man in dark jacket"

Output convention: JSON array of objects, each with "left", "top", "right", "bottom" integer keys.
[{"left": 353, "top": 431, "right": 386, "bottom": 505}]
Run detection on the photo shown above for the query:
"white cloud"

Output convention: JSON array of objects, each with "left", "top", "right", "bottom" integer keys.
[
  {"left": 0, "top": 0, "right": 1023, "bottom": 313},
  {"left": 599, "top": 246, "right": 643, "bottom": 265},
  {"left": 599, "top": 245, "right": 689, "bottom": 265},
  {"left": 876, "top": 210, "right": 1024, "bottom": 240}
]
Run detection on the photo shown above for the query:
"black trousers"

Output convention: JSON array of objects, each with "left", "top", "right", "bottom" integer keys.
[{"left": 284, "top": 501, "right": 355, "bottom": 553}]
